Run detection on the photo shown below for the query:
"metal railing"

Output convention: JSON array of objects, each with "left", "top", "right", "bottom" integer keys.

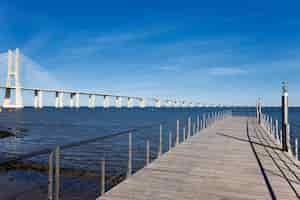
[
  {"left": 260, "top": 113, "right": 299, "bottom": 162},
  {"left": 0, "top": 110, "right": 231, "bottom": 200}
]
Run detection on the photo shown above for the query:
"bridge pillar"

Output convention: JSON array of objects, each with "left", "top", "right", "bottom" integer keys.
[
  {"left": 127, "top": 97, "right": 133, "bottom": 108},
  {"left": 181, "top": 101, "right": 185, "bottom": 108},
  {"left": 166, "top": 100, "right": 170, "bottom": 107},
  {"left": 38, "top": 90, "right": 43, "bottom": 108},
  {"left": 3, "top": 49, "right": 23, "bottom": 108},
  {"left": 55, "top": 92, "right": 64, "bottom": 108},
  {"left": 59, "top": 92, "right": 64, "bottom": 108},
  {"left": 55, "top": 92, "right": 59, "bottom": 108},
  {"left": 155, "top": 99, "right": 161, "bottom": 108},
  {"left": 88, "top": 94, "right": 96, "bottom": 108},
  {"left": 103, "top": 96, "right": 109, "bottom": 108},
  {"left": 140, "top": 98, "right": 145, "bottom": 108},
  {"left": 34, "top": 90, "right": 43, "bottom": 108},
  {"left": 34, "top": 90, "right": 39, "bottom": 108},
  {"left": 75, "top": 93, "right": 80, "bottom": 108},
  {"left": 70, "top": 93, "right": 75, "bottom": 108},
  {"left": 3, "top": 88, "right": 12, "bottom": 107},
  {"left": 115, "top": 96, "right": 122, "bottom": 108}
]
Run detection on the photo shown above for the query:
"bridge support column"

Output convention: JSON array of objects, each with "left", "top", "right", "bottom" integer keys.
[
  {"left": 88, "top": 94, "right": 96, "bottom": 108},
  {"left": 127, "top": 97, "right": 133, "bottom": 108},
  {"left": 155, "top": 99, "right": 161, "bottom": 108},
  {"left": 75, "top": 93, "right": 80, "bottom": 108},
  {"left": 55, "top": 92, "right": 59, "bottom": 108},
  {"left": 3, "top": 49, "right": 23, "bottom": 108},
  {"left": 34, "top": 90, "right": 39, "bottom": 108},
  {"left": 115, "top": 96, "right": 122, "bottom": 108},
  {"left": 140, "top": 98, "right": 145, "bottom": 108},
  {"left": 38, "top": 90, "right": 43, "bottom": 108},
  {"left": 59, "top": 92, "right": 64, "bottom": 108},
  {"left": 34, "top": 90, "right": 43, "bottom": 108},
  {"left": 55, "top": 92, "right": 63, "bottom": 108},
  {"left": 15, "top": 49, "right": 23, "bottom": 108},
  {"left": 3, "top": 88, "right": 12, "bottom": 108},
  {"left": 70, "top": 93, "right": 75, "bottom": 108},
  {"left": 103, "top": 96, "right": 109, "bottom": 108}
]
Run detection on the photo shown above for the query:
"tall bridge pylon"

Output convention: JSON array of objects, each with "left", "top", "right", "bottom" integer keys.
[{"left": 3, "top": 48, "right": 23, "bottom": 108}]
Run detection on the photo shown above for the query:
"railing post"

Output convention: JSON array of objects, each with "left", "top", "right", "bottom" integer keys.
[
  {"left": 159, "top": 125, "right": 162, "bottom": 156},
  {"left": 55, "top": 146, "right": 60, "bottom": 200},
  {"left": 101, "top": 159, "right": 105, "bottom": 195},
  {"left": 275, "top": 120, "right": 279, "bottom": 142},
  {"left": 127, "top": 132, "right": 132, "bottom": 177},
  {"left": 169, "top": 131, "right": 172, "bottom": 151},
  {"left": 48, "top": 152, "right": 53, "bottom": 200},
  {"left": 200, "top": 119, "right": 202, "bottom": 130},
  {"left": 188, "top": 117, "right": 191, "bottom": 138},
  {"left": 176, "top": 120, "right": 179, "bottom": 145},
  {"left": 280, "top": 130, "right": 283, "bottom": 145},
  {"left": 146, "top": 140, "right": 150, "bottom": 165},
  {"left": 295, "top": 138, "right": 298, "bottom": 161},
  {"left": 197, "top": 115, "right": 200, "bottom": 133}
]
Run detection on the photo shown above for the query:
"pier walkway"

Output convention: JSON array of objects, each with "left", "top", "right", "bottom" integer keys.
[{"left": 99, "top": 116, "right": 300, "bottom": 200}]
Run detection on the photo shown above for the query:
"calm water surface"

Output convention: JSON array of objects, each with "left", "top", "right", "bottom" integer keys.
[{"left": 0, "top": 107, "right": 299, "bottom": 199}]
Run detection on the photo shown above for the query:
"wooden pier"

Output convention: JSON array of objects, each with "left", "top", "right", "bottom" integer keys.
[{"left": 99, "top": 116, "right": 300, "bottom": 200}]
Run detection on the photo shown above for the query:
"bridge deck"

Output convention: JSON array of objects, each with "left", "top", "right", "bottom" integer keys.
[{"left": 99, "top": 116, "right": 300, "bottom": 200}]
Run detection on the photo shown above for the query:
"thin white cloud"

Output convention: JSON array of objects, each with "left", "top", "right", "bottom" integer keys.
[
  {"left": 94, "top": 32, "right": 144, "bottom": 45},
  {"left": 20, "top": 54, "right": 62, "bottom": 88},
  {"left": 0, "top": 52, "right": 62, "bottom": 88},
  {"left": 22, "top": 31, "right": 51, "bottom": 56},
  {"left": 159, "top": 65, "right": 180, "bottom": 72},
  {"left": 209, "top": 67, "right": 248, "bottom": 76}
]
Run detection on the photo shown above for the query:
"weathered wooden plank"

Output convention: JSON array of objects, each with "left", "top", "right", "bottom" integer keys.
[{"left": 98, "top": 116, "right": 300, "bottom": 200}]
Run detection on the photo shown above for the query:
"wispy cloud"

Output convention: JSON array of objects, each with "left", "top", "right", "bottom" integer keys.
[
  {"left": 20, "top": 54, "right": 62, "bottom": 88},
  {"left": 208, "top": 67, "right": 248, "bottom": 76},
  {"left": 159, "top": 65, "right": 180, "bottom": 72},
  {"left": 57, "top": 29, "right": 171, "bottom": 59},
  {"left": 0, "top": 52, "right": 62, "bottom": 88},
  {"left": 22, "top": 31, "right": 52, "bottom": 56}
]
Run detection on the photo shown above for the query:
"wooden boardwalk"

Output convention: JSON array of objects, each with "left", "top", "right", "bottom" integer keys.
[{"left": 99, "top": 116, "right": 300, "bottom": 200}]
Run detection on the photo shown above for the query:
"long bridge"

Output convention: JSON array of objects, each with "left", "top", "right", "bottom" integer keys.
[
  {"left": 0, "top": 48, "right": 223, "bottom": 109},
  {"left": 0, "top": 48, "right": 298, "bottom": 200}
]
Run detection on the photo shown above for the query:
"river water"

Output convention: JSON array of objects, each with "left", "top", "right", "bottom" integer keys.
[{"left": 0, "top": 107, "right": 299, "bottom": 199}]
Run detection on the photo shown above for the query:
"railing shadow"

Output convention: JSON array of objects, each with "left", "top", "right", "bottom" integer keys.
[{"left": 216, "top": 132, "right": 283, "bottom": 151}]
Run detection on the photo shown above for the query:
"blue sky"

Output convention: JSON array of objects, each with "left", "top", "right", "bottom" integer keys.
[{"left": 1, "top": 0, "right": 300, "bottom": 106}]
